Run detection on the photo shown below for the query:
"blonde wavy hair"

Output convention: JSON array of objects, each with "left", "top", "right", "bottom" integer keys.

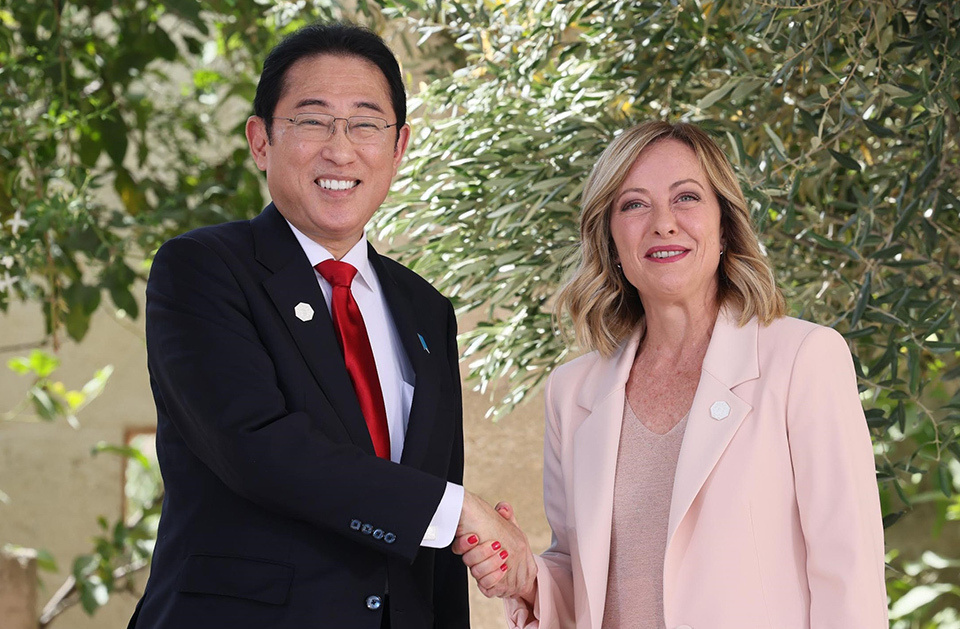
[{"left": 554, "top": 120, "right": 785, "bottom": 356}]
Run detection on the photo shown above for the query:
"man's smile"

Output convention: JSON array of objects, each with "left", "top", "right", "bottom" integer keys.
[{"left": 316, "top": 178, "right": 360, "bottom": 191}]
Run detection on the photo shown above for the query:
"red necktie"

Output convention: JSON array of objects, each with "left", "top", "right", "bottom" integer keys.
[{"left": 315, "top": 260, "right": 391, "bottom": 460}]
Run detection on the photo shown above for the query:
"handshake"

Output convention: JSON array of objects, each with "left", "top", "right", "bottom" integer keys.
[{"left": 454, "top": 491, "right": 538, "bottom": 603}]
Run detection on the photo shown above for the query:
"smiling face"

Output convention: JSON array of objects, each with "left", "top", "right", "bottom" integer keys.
[
  {"left": 246, "top": 53, "right": 410, "bottom": 258},
  {"left": 609, "top": 138, "right": 724, "bottom": 309}
]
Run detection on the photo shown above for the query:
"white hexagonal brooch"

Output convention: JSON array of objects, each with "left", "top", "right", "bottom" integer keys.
[{"left": 294, "top": 302, "right": 315, "bottom": 322}]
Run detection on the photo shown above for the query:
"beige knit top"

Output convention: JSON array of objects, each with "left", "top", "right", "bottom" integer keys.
[{"left": 601, "top": 402, "right": 688, "bottom": 629}]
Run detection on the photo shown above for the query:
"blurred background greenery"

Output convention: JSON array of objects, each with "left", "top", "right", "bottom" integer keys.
[{"left": 1, "top": 0, "right": 958, "bottom": 626}]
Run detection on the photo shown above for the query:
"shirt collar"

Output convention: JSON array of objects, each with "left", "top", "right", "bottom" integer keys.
[{"left": 284, "top": 220, "right": 377, "bottom": 293}]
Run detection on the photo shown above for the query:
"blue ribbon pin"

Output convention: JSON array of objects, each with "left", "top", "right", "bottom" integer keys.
[{"left": 417, "top": 333, "right": 430, "bottom": 353}]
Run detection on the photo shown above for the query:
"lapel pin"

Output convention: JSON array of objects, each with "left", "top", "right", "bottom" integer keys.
[
  {"left": 418, "top": 333, "right": 430, "bottom": 354},
  {"left": 710, "top": 400, "right": 730, "bottom": 421},
  {"left": 294, "top": 302, "right": 314, "bottom": 322}
]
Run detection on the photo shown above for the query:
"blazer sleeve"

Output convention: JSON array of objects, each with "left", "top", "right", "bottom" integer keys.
[
  {"left": 146, "top": 235, "right": 447, "bottom": 563},
  {"left": 505, "top": 369, "right": 577, "bottom": 629},
  {"left": 785, "top": 326, "right": 888, "bottom": 627}
]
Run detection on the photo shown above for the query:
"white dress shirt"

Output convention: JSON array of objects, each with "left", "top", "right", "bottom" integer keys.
[{"left": 287, "top": 222, "right": 463, "bottom": 548}]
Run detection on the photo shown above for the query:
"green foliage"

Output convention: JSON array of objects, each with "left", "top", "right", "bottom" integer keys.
[
  {"left": 3, "top": 355, "right": 162, "bottom": 623},
  {"left": 377, "top": 0, "right": 960, "bottom": 464},
  {"left": 66, "top": 482, "right": 161, "bottom": 618},
  {"left": 37, "top": 444, "right": 163, "bottom": 622},
  {"left": 378, "top": 0, "right": 959, "bottom": 423},
  {"left": 0, "top": 0, "right": 355, "bottom": 346},
  {"left": 1, "top": 348, "right": 120, "bottom": 621},
  {"left": 4, "top": 350, "right": 112, "bottom": 427},
  {"left": 887, "top": 550, "right": 960, "bottom": 626}
]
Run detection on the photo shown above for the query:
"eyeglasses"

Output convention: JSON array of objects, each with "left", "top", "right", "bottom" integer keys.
[{"left": 271, "top": 113, "right": 399, "bottom": 144}]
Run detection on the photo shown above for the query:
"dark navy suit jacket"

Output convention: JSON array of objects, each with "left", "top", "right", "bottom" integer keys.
[{"left": 128, "top": 204, "right": 468, "bottom": 629}]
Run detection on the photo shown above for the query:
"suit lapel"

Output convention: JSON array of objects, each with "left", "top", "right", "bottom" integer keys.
[
  {"left": 666, "top": 311, "right": 760, "bottom": 547},
  {"left": 252, "top": 205, "right": 374, "bottom": 454},
  {"left": 367, "top": 246, "right": 440, "bottom": 471},
  {"left": 571, "top": 333, "right": 639, "bottom": 629}
]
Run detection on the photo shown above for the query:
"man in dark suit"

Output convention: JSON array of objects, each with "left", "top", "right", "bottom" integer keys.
[{"left": 126, "top": 22, "right": 501, "bottom": 629}]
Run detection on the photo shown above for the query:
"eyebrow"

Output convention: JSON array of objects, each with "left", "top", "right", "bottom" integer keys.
[
  {"left": 294, "top": 98, "right": 386, "bottom": 114},
  {"left": 617, "top": 178, "right": 706, "bottom": 201},
  {"left": 669, "top": 178, "right": 705, "bottom": 191}
]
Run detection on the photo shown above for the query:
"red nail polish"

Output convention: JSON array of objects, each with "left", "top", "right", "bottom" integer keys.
[
  {"left": 500, "top": 563, "right": 508, "bottom": 572},
  {"left": 499, "top": 550, "right": 509, "bottom": 559},
  {"left": 491, "top": 541, "right": 501, "bottom": 551},
  {"left": 467, "top": 535, "right": 478, "bottom": 545}
]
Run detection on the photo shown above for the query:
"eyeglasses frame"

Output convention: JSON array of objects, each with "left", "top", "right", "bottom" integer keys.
[{"left": 269, "top": 112, "right": 400, "bottom": 144}]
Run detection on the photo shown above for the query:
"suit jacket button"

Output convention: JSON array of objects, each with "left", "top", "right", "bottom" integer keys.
[
  {"left": 350, "top": 519, "right": 362, "bottom": 531},
  {"left": 384, "top": 532, "right": 396, "bottom": 544},
  {"left": 372, "top": 528, "right": 384, "bottom": 540},
  {"left": 365, "top": 595, "right": 383, "bottom": 610},
  {"left": 361, "top": 523, "right": 373, "bottom": 534}
]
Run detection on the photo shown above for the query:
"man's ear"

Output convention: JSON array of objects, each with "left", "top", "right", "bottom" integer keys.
[
  {"left": 391, "top": 123, "right": 412, "bottom": 176},
  {"left": 246, "top": 116, "right": 270, "bottom": 172}
]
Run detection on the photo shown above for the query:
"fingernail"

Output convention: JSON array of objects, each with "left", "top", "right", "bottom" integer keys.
[
  {"left": 499, "top": 550, "right": 509, "bottom": 559},
  {"left": 500, "top": 563, "right": 508, "bottom": 572},
  {"left": 467, "top": 535, "right": 478, "bottom": 545},
  {"left": 491, "top": 541, "right": 501, "bottom": 551}
]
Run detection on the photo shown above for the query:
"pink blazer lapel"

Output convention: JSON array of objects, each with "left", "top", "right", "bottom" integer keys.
[
  {"left": 666, "top": 311, "right": 761, "bottom": 550},
  {"left": 570, "top": 332, "right": 638, "bottom": 629}
]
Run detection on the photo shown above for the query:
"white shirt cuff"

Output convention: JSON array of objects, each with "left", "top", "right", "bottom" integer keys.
[{"left": 420, "top": 482, "right": 464, "bottom": 548}]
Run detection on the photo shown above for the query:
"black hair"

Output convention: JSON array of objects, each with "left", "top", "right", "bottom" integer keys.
[{"left": 253, "top": 22, "right": 406, "bottom": 142}]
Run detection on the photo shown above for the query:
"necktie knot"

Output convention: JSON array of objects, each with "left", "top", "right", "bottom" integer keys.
[{"left": 315, "top": 259, "right": 357, "bottom": 288}]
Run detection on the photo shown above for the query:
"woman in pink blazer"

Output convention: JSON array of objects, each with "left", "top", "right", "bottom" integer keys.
[{"left": 456, "top": 121, "right": 888, "bottom": 628}]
